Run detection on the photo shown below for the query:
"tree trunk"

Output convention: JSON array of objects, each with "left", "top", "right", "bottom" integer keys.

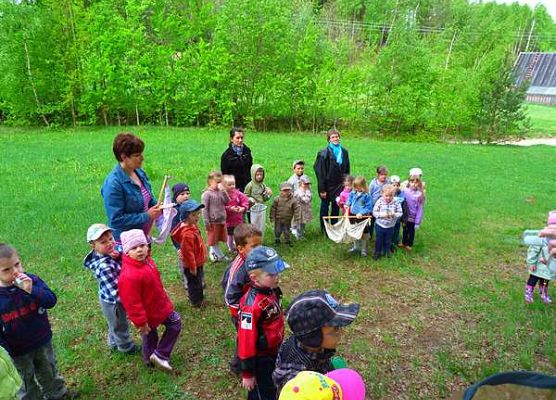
[{"left": 23, "top": 41, "right": 49, "bottom": 127}]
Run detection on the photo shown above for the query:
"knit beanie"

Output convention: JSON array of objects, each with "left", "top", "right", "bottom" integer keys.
[
  {"left": 121, "top": 229, "right": 148, "bottom": 253},
  {"left": 172, "top": 183, "right": 190, "bottom": 202}
]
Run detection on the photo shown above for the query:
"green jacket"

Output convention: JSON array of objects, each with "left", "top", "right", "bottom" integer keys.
[
  {"left": 527, "top": 244, "right": 556, "bottom": 281},
  {"left": 0, "top": 346, "right": 21, "bottom": 399},
  {"left": 244, "top": 164, "right": 271, "bottom": 204}
]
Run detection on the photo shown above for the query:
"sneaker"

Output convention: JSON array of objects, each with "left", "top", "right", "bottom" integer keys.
[
  {"left": 372, "top": 253, "right": 380, "bottom": 260},
  {"left": 149, "top": 353, "right": 173, "bottom": 372},
  {"left": 209, "top": 250, "right": 218, "bottom": 263},
  {"left": 121, "top": 343, "right": 141, "bottom": 355},
  {"left": 275, "top": 239, "right": 281, "bottom": 245},
  {"left": 397, "top": 243, "right": 405, "bottom": 248},
  {"left": 405, "top": 246, "right": 412, "bottom": 252},
  {"left": 361, "top": 249, "right": 368, "bottom": 257}
]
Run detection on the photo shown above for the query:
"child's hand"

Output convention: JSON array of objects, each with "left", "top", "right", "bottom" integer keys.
[
  {"left": 242, "top": 377, "right": 256, "bottom": 391},
  {"left": 14, "top": 273, "right": 32, "bottom": 294},
  {"left": 138, "top": 324, "right": 151, "bottom": 335},
  {"left": 265, "top": 188, "right": 273, "bottom": 197},
  {"left": 190, "top": 268, "right": 197, "bottom": 277},
  {"left": 110, "top": 250, "right": 120, "bottom": 259},
  {"left": 540, "top": 257, "right": 547, "bottom": 265},
  {"left": 356, "top": 213, "right": 362, "bottom": 219},
  {"left": 530, "top": 264, "right": 537, "bottom": 272},
  {"left": 237, "top": 207, "right": 245, "bottom": 213}
]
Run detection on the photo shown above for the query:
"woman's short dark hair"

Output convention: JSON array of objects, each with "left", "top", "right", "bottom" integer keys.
[
  {"left": 230, "top": 127, "right": 244, "bottom": 139},
  {"left": 113, "top": 133, "right": 145, "bottom": 161}
]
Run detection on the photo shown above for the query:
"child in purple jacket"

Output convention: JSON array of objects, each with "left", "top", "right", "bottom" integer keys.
[{"left": 402, "top": 175, "right": 425, "bottom": 251}]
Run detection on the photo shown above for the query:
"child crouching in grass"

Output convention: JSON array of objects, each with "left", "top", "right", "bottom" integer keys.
[
  {"left": 118, "top": 230, "right": 182, "bottom": 372},
  {"left": 0, "top": 243, "right": 78, "bottom": 399}
]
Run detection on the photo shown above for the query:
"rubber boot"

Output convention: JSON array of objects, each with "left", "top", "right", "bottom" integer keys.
[
  {"left": 525, "top": 284, "right": 534, "bottom": 304},
  {"left": 540, "top": 284, "right": 552, "bottom": 304}
]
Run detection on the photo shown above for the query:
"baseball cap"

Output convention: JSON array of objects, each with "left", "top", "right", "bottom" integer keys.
[
  {"left": 390, "top": 175, "right": 400, "bottom": 184},
  {"left": 286, "top": 290, "right": 360, "bottom": 336},
  {"left": 87, "top": 223, "right": 113, "bottom": 242},
  {"left": 292, "top": 159, "right": 305, "bottom": 168},
  {"left": 409, "top": 167, "right": 423, "bottom": 177},
  {"left": 179, "top": 199, "right": 204, "bottom": 221},
  {"left": 300, "top": 175, "right": 311, "bottom": 184},
  {"left": 279, "top": 371, "right": 342, "bottom": 400},
  {"left": 245, "top": 246, "right": 289, "bottom": 274},
  {"left": 280, "top": 182, "right": 293, "bottom": 190}
]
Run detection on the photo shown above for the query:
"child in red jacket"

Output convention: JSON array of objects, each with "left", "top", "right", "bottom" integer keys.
[
  {"left": 171, "top": 200, "right": 207, "bottom": 307},
  {"left": 118, "top": 229, "right": 182, "bottom": 372},
  {"left": 238, "top": 246, "right": 288, "bottom": 400}
]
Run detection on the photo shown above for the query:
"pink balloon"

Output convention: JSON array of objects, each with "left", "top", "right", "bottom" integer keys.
[{"left": 326, "top": 368, "right": 366, "bottom": 400}]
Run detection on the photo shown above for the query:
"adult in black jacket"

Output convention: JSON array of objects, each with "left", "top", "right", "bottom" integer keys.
[
  {"left": 313, "top": 129, "right": 350, "bottom": 234},
  {"left": 220, "top": 127, "right": 253, "bottom": 192}
]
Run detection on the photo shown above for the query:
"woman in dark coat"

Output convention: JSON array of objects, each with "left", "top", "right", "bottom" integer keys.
[
  {"left": 313, "top": 129, "right": 350, "bottom": 234},
  {"left": 220, "top": 127, "right": 253, "bottom": 192}
]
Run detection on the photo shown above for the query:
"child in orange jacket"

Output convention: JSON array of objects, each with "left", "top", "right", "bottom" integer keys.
[{"left": 171, "top": 200, "right": 208, "bottom": 307}]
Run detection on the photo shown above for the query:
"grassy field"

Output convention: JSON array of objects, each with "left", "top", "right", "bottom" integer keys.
[
  {"left": 1, "top": 127, "right": 556, "bottom": 399},
  {"left": 526, "top": 104, "right": 556, "bottom": 137}
]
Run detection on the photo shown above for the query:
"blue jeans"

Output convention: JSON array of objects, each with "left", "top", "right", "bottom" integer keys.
[{"left": 374, "top": 224, "right": 394, "bottom": 256}]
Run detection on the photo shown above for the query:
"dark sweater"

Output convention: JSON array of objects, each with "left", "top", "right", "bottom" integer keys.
[
  {"left": 273, "top": 335, "right": 335, "bottom": 392},
  {"left": 0, "top": 274, "right": 57, "bottom": 356},
  {"left": 220, "top": 144, "right": 253, "bottom": 192}
]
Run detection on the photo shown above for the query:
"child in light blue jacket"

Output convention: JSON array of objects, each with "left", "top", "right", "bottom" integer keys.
[{"left": 346, "top": 176, "right": 373, "bottom": 257}]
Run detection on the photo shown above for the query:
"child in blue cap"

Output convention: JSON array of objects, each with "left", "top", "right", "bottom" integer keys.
[{"left": 237, "top": 246, "right": 288, "bottom": 400}]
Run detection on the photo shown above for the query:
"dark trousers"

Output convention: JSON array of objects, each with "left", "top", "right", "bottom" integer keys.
[
  {"left": 392, "top": 219, "right": 401, "bottom": 247},
  {"left": 319, "top": 195, "right": 340, "bottom": 233},
  {"left": 184, "top": 266, "right": 204, "bottom": 306},
  {"left": 142, "top": 311, "right": 182, "bottom": 364},
  {"left": 402, "top": 222, "right": 416, "bottom": 247},
  {"left": 247, "top": 356, "right": 277, "bottom": 400},
  {"left": 375, "top": 224, "right": 394, "bottom": 256},
  {"left": 527, "top": 275, "right": 549, "bottom": 288},
  {"left": 230, "top": 315, "right": 240, "bottom": 372},
  {"left": 13, "top": 341, "right": 68, "bottom": 400},
  {"left": 274, "top": 222, "right": 291, "bottom": 243}
]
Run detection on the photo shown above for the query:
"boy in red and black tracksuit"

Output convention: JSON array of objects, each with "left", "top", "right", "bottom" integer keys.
[{"left": 238, "top": 246, "right": 288, "bottom": 400}]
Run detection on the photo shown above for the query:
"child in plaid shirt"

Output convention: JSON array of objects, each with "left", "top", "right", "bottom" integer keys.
[
  {"left": 372, "top": 185, "right": 402, "bottom": 260},
  {"left": 83, "top": 224, "right": 140, "bottom": 354}
]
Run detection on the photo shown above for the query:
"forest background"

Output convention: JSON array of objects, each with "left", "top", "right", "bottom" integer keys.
[{"left": 0, "top": 0, "right": 555, "bottom": 141}]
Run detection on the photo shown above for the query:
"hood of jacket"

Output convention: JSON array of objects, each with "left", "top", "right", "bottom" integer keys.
[{"left": 250, "top": 164, "right": 265, "bottom": 182}]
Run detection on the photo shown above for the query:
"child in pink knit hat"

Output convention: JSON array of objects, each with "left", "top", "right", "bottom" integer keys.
[{"left": 118, "top": 229, "right": 182, "bottom": 372}]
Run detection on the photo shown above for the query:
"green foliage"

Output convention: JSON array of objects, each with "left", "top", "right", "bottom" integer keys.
[{"left": 0, "top": 0, "right": 553, "bottom": 138}]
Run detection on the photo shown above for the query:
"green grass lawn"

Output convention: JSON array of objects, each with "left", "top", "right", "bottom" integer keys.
[
  {"left": 1, "top": 127, "right": 556, "bottom": 399},
  {"left": 526, "top": 104, "right": 556, "bottom": 137}
]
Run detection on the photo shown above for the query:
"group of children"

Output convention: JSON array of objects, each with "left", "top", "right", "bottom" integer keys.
[
  {"left": 0, "top": 159, "right": 426, "bottom": 399},
  {"left": 338, "top": 166, "right": 426, "bottom": 260}
]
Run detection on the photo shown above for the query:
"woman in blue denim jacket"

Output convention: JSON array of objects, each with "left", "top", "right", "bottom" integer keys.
[{"left": 101, "top": 133, "right": 162, "bottom": 243}]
